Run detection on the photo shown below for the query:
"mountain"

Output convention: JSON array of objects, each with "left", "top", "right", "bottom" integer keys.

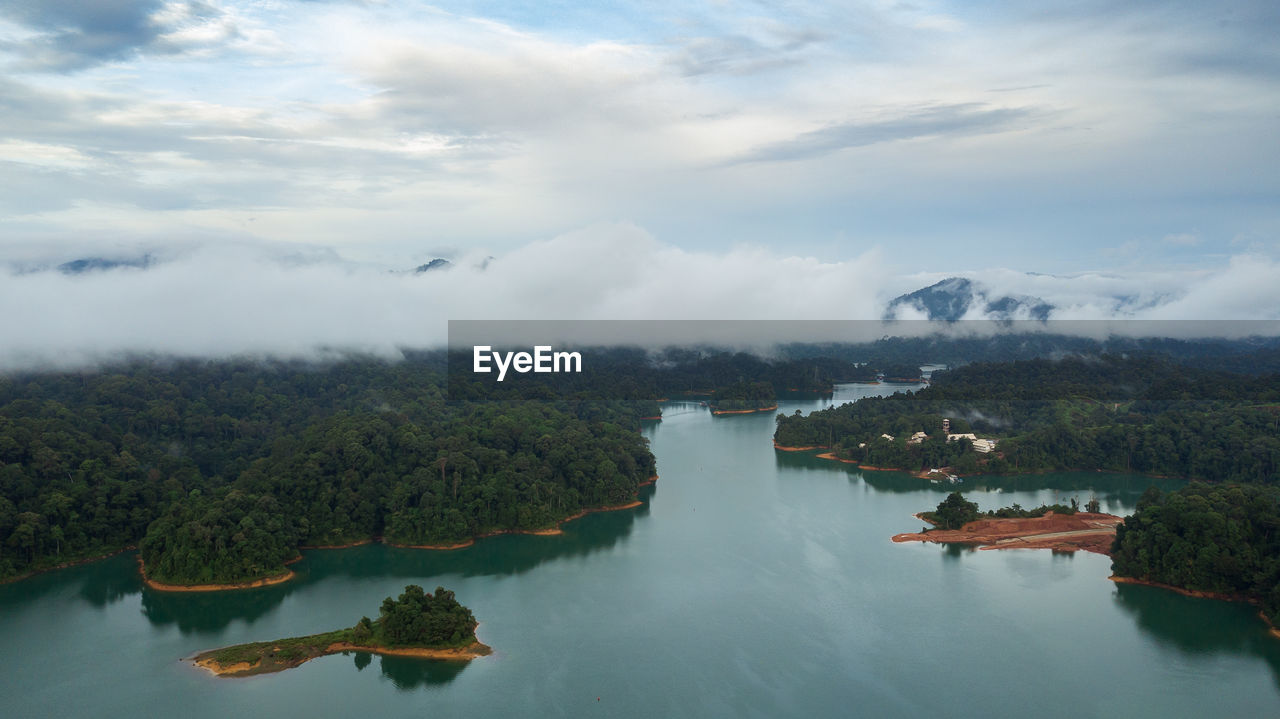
[
  {"left": 885, "top": 277, "right": 1053, "bottom": 321},
  {"left": 57, "top": 255, "right": 153, "bottom": 275},
  {"left": 413, "top": 259, "right": 451, "bottom": 273}
]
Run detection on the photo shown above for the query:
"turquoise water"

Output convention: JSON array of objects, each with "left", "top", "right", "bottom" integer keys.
[{"left": 2, "top": 384, "right": 1279, "bottom": 718}]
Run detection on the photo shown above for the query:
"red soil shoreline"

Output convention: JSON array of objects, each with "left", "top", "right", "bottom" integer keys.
[
  {"left": 891, "top": 512, "right": 1124, "bottom": 555},
  {"left": 139, "top": 555, "right": 301, "bottom": 592},
  {"left": 1109, "top": 576, "right": 1280, "bottom": 639}
]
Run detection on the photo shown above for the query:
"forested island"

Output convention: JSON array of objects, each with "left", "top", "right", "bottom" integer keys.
[
  {"left": 709, "top": 381, "right": 778, "bottom": 415},
  {"left": 193, "top": 584, "right": 490, "bottom": 677},
  {"left": 0, "top": 356, "right": 657, "bottom": 587}
]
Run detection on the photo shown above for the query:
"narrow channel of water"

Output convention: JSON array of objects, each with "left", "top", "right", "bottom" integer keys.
[{"left": 2, "top": 385, "right": 1278, "bottom": 718}]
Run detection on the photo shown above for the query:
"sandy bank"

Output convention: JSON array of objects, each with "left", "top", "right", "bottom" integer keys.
[
  {"left": 139, "top": 556, "right": 300, "bottom": 592},
  {"left": 326, "top": 641, "right": 492, "bottom": 660},
  {"left": 710, "top": 404, "right": 779, "bottom": 415},
  {"left": 892, "top": 512, "right": 1123, "bottom": 555},
  {"left": 1109, "top": 576, "right": 1280, "bottom": 639},
  {"left": 194, "top": 639, "right": 492, "bottom": 678}
]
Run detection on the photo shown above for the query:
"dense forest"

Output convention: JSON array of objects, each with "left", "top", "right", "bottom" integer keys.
[
  {"left": 447, "top": 348, "right": 863, "bottom": 400},
  {"left": 0, "top": 356, "right": 655, "bottom": 584},
  {"left": 371, "top": 584, "right": 478, "bottom": 648},
  {"left": 709, "top": 381, "right": 776, "bottom": 413},
  {"left": 774, "top": 355, "right": 1280, "bottom": 481},
  {"left": 1111, "top": 484, "right": 1280, "bottom": 623}
]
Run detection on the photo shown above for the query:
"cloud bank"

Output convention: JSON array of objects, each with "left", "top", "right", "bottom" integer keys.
[{"left": 2, "top": 224, "right": 1278, "bottom": 371}]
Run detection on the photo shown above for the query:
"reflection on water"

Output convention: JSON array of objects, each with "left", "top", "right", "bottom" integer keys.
[
  {"left": 353, "top": 651, "right": 372, "bottom": 671},
  {"left": 141, "top": 579, "right": 293, "bottom": 634},
  {"left": 343, "top": 650, "right": 469, "bottom": 688},
  {"left": 0, "top": 552, "right": 141, "bottom": 614},
  {"left": 1113, "top": 582, "right": 1280, "bottom": 690},
  {"left": 76, "top": 554, "right": 143, "bottom": 608},
  {"left": 375, "top": 654, "right": 469, "bottom": 689},
  {"left": 338, "top": 650, "right": 469, "bottom": 688},
  {"left": 138, "top": 483, "right": 655, "bottom": 633}
]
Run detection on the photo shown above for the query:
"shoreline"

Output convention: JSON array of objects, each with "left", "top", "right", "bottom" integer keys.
[
  {"left": 298, "top": 538, "right": 375, "bottom": 550},
  {"left": 711, "top": 404, "right": 779, "bottom": 415},
  {"left": 138, "top": 555, "right": 300, "bottom": 592},
  {"left": 774, "top": 443, "right": 925, "bottom": 475},
  {"left": 1109, "top": 575, "right": 1280, "bottom": 640},
  {"left": 0, "top": 546, "right": 135, "bottom": 586},
  {"left": 387, "top": 483, "right": 655, "bottom": 550},
  {"left": 193, "top": 638, "right": 492, "bottom": 678},
  {"left": 15, "top": 477, "right": 660, "bottom": 586},
  {"left": 773, "top": 443, "right": 830, "bottom": 452}
]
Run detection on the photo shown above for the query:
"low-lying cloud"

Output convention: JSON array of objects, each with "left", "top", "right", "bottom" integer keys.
[{"left": 1, "top": 223, "right": 1278, "bottom": 371}]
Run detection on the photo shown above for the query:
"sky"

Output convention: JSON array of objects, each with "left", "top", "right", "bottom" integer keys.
[{"left": 1, "top": 1, "right": 1278, "bottom": 364}]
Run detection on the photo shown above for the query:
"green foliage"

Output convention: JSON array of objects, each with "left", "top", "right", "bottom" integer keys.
[
  {"left": 1111, "top": 483, "right": 1280, "bottom": 623},
  {"left": 710, "top": 381, "right": 776, "bottom": 411},
  {"left": 983, "top": 502, "right": 1076, "bottom": 519},
  {"left": 377, "top": 584, "right": 477, "bottom": 647},
  {"left": 774, "top": 355, "right": 1280, "bottom": 479},
  {"left": 139, "top": 489, "right": 299, "bottom": 584},
  {"left": 931, "top": 492, "right": 980, "bottom": 529},
  {"left": 0, "top": 356, "right": 656, "bottom": 583}
]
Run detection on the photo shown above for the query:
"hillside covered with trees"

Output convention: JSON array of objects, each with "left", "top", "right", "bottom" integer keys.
[
  {"left": 0, "top": 356, "right": 655, "bottom": 585},
  {"left": 774, "top": 355, "right": 1280, "bottom": 481},
  {"left": 1111, "top": 483, "right": 1280, "bottom": 624}
]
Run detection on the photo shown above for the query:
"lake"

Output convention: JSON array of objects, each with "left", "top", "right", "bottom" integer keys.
[{"left": 3, "top": 383, "right": 1279, "bottom": 718}]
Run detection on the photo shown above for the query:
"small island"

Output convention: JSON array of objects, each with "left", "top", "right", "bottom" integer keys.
[{"left": 192, "top": 584, "right": 491, "bottom": 677}]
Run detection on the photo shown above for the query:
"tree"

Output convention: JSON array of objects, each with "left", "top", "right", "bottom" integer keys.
[{"left": 933, "top": 492, "right": 980, "bottom": 530}]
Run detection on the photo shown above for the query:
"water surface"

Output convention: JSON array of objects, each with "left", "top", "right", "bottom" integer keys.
[{"left": 2, "top": 384, "right": 1278, "bottom": 718}]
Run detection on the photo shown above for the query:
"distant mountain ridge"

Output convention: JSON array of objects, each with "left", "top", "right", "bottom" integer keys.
[
  {"left": 885, "top": 277, "right": 1053, "bottom": 321},
  {"left": 57, "top": 255, "right": 153, "bottom": 274},
  {"left": 413, "top": 258, "right": 451, "bottom": 273}
]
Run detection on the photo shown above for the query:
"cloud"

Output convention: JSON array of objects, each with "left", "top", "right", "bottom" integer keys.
[
  {"left": 728, "top": 103, "right": 1038, "bottom": 164},
  {"left": 0, "top": 0, "right": 240, "bottom": 72},
  {"left": 0, "top": 224, "right": 1275, "bottom": 371},
  {"left": 1163, "top": 232, "right": 1200, "bottom": 246}
]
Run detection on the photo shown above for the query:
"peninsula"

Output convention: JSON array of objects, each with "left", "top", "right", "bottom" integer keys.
[
  {"left": 891, "top": 492, "right": 1122, "bottom": 555},
  {"left": 192, "top": 584, "right": 490, "bottom": 677}
]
